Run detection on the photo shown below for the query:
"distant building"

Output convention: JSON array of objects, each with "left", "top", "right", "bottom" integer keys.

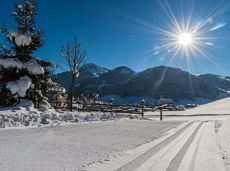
[{"left": 158, "top": 95, "right": 174, "bottom": 105}]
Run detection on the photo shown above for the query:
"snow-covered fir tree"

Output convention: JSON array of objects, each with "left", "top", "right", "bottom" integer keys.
[
  {"left": 0, "top": 0, "right": 53, "bottom": 107},
  {"left": 46, "top": 78, "right": 68, "bottom": 108}
]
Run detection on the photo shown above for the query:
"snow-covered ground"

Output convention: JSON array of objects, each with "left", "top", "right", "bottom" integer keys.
[
  {"left": 88, "top": 120, "right": 229, "bottom": 171},
  {"left": 0, "top": 100, "right": 143, "bottom": 129},
  {"left": 146, "top": 97, "right": 230, "bottom": 116},
  {"left": 86, "top": 98, "right": 230, "bottom": 171},
  {"left": 1, "top": 98, "right": 230, "bottom": 171},
  {"left": 215, "top": 119, "right": 230, "bottom": 170},
  {"left": 0, "top": 120, "right": 180, "bottom": 171}
]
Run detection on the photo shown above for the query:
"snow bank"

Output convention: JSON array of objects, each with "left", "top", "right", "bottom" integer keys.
[
  {"left": 0, "top": 58, "right": 44, "bottom": 75},
  {"left": 0, "top": 101, "right": 143, "bottom": 128},
  {"left": 6, "top": 76, "right": 33, "bottom": 97}
]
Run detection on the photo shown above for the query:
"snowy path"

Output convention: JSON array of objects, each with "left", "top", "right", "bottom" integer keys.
[
  {"left": 89, "top": 120, "right": 227, "bottom": 171},
  {"left": 1, "top": 98, "right": 230, "bottom": 171},
  {"left": 117, "top": 121, "right": 195, "bottom": 171},
  {"left": 0, "top": 120, "right": 180, "bottom": 171}
]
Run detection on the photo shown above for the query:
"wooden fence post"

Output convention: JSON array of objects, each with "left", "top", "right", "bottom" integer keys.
[
  {"left": 141, "top": 100, "right": 145, "bottom": 117},
  {"left": 109, "top": 98, "right": 114, "bottom": 112},
  {"left": 160, "top": 107, "right": 163, "bottom": 121}
]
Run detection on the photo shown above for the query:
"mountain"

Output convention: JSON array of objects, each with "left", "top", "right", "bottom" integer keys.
[
  {"left": 198, "top": 74, "right": 230, "bottom": 92},
  {"left": 51, "top": 63, "right": 109, "bottom": 89},
  {"left": 94, "top": 66, "right": 136, "bottom": 95},
  {"left": 124, "top": 67, "right": 213, "bottom": 99},
  {"left": 79, "top": 63, "right": 109, "bottom": 80},
  {"left": 52, "top": 64, "right": 230, "bottom": 101}
]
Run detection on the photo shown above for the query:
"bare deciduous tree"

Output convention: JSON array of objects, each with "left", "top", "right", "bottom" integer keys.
[{"left": 61, "top": 37, "right": 85, "bottom": 111}]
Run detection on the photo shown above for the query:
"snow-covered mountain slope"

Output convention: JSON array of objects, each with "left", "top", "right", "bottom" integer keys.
[
  {"left": 149, "top": 97, "right": 230, "bottom": 116},
  {"left": 186, "top": 96, "right": 230, "bottom": 114},
  {"left": 79, "top": 63, "right": 109, "bottom": 77}
]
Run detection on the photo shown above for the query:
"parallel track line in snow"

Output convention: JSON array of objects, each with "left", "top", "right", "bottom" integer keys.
[
  {"left": 165, "top": 122, "right": 203, "bottom": 171},
  {"left": 188, "top": 123, "right": 205, "bottom": 171},
  {"left": 117, "top": 121, "right": 195, "bottom": 171}
]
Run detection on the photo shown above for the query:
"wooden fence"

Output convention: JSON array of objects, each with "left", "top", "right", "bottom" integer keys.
[{"left": 57, "top": 102, "right": 157, "bottom": 115}]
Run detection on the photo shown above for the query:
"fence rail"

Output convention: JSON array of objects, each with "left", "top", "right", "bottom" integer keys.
[
  {"left": 55, "top": 101, "right": 192, "bottom": 117},
  {"left": 56, "top": 102, "right": 156, "bottom": 115}
]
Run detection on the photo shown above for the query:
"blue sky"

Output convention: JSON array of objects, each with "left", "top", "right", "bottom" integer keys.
[{"left": 1, "top": 0, "right": 230, "bottom": 75}]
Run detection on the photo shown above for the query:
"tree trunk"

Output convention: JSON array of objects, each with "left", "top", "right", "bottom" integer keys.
[{"left": 70, "top": 74, "right": 75, "bottom": 111}]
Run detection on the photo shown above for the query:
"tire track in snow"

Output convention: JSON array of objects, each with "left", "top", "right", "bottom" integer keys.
[
  {"left": 188, "top": 123, "right": 205, "bottom": 171},
  {"left": 117, "top": 121, "right": 195, "bottom": 171},
  {"left": 165, "top": 122, "right": 203, "bottom": 171}
]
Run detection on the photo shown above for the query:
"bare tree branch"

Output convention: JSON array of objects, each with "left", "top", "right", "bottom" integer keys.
[{"left": 61, "top": 37, "right": 86, "bottom": 111}]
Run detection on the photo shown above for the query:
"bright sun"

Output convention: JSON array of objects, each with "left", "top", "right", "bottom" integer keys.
[
  {"left": 147, "top": 0, "right": 229, "bottom": 68},
  {"left": 178, "top": 32, "right": 193, "bottom": 47},
  {"left": 150, "top": 1, "right": 224, "bottom": 59}
]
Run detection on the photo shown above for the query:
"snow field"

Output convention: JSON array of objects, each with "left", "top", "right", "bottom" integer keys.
[
  {"left": 146, "top": 97, "right": 230, "bottom": 116},
  {"left": 0, "top": 97, "right": 230, "bottom": 171},
  {"left": 179, "top": 121, "right": 226, "bottom": 171},
  {"left": 134, "top": 122, "right": 201, "bottom": 171},
  {"left": 89, "top": 120, "right": 227, "bottom": 171},
  {"left": 0, "top": 120, "right": 180, "bottom": 171},
  {"left": 215, "top": 119, "right": 230, "bottom": 170},
  {"left": 87, "top": 121, "right": 188, "bottom": 171}
]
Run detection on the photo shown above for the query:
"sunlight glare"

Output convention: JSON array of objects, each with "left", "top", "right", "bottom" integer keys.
[{"left": 178, "top": 32, "right": 193, "bottom": 47}]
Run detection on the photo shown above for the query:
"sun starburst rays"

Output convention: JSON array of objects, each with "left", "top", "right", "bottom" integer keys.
[
  {"left": 154, "top": 23, "right": 218, "bottom": 64},
  {"left": 111, "top": 0, "right": 227, "bottom": 76},
  {"left": 152, "top": 0, "right": 228, "bottom": 64}
]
